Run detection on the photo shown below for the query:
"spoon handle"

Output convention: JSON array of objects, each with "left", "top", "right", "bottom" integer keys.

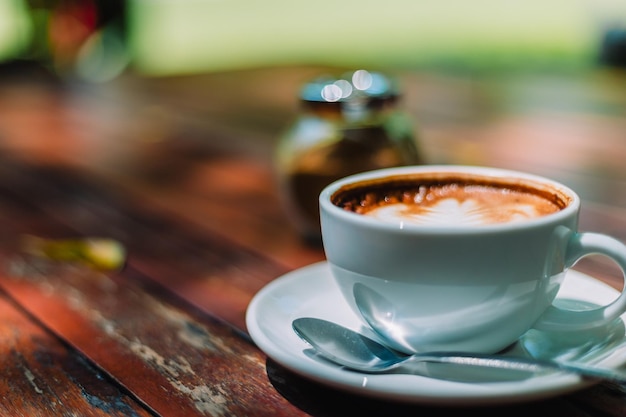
[{"left": 411, "top": 352, "right": 626, "bottom": 383}]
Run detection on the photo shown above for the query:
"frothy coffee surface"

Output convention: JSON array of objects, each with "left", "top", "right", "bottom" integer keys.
[{"left": 334, "top": 178, "right": 566, "bottom": 226}]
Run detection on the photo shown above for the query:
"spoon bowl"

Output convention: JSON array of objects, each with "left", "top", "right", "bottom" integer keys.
[{"left": 292, "top": 317, "right": 626, "bottom": 383}]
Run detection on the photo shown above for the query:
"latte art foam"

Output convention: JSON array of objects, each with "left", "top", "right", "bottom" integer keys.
[
  {"left": 366, "top": 197, "right": 548, "bottom": 226},
  {"left": 336, "top": 181, "right": 564, "bottom": 226}
]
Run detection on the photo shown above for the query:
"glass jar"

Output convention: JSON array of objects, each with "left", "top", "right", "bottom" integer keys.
[{"left": 275, "top": 70, "right": 425, "bottom": 244}]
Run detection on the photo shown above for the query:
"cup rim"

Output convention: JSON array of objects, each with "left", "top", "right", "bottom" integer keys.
[{"left": 319, "top": 165, "right": 579, "bottom": 234}]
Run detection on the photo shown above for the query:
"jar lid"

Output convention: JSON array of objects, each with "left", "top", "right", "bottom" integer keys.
[{"left": 300, "top": 70, "right": 399, "bottom": 109}]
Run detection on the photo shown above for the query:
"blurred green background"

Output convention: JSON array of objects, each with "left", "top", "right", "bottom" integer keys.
[{"left": 0, "top": 0, "right": 624, "bottom": 81}]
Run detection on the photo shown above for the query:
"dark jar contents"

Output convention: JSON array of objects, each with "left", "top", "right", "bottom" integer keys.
[{"left": 275, "top": 70, "right": 425, "bottom": 244}]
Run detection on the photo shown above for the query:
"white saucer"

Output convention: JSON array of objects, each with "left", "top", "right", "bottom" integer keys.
[{"left": 246, "top": 261, "right": 626, "bottom": 405}]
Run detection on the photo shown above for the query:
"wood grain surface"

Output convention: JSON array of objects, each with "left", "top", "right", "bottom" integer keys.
[{"left": 0, "top": 66, "right": 623, "bottom": 416}]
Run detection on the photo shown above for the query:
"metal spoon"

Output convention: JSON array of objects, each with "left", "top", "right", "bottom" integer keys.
[{"left": 292, "top": 317, "right": 626, "bottom": 383}]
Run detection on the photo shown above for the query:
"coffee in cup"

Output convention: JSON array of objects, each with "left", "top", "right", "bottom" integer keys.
[
  {"left": 319, "top": 166, "right": 626, "bottom": 354},
  {"left": 333, "top": 174, "right": 567, "bottom": 226}
]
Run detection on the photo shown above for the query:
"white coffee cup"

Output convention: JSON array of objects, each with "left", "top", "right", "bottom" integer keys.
[{"left": 319, "top": 165, "right": 626, "bottom": 354}]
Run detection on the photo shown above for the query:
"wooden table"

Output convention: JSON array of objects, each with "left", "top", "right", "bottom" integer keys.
[{"left": 0, "top": 64, "right": 625, "bottom": 416}]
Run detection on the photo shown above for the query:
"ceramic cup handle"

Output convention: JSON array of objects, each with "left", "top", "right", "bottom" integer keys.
[{"left": 534, "top": 232, "right": 626, "bottom": 331}]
